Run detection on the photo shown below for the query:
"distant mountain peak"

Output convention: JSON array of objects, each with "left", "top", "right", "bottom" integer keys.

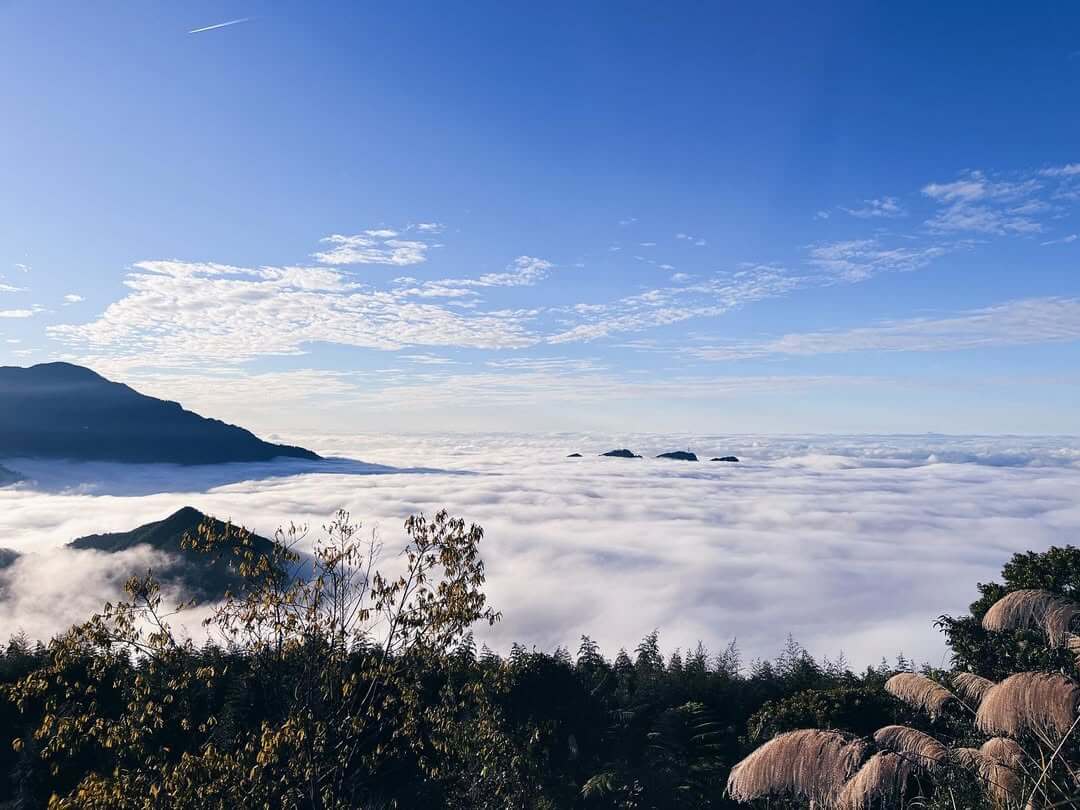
[
  {"left": 0, "top": 362, "right": 320, "bottom": 465},
  {"left": 67, "top": 507, "right": 276, "bottom": 602},
  {"left": 168, "top": 505, "right": 206, "bottom": 522}
]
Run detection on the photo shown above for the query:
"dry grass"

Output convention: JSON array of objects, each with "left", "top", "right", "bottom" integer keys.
[
  {"left": 976, "top": 672, "right": 1080, "bottom": 739},
  {"left": 979, "top": 737, "right": 1025, "bottom": 807},
  {"left": 872, "top": 725, "right": 948, "bottom": 770},
  {"left": 1066, "top": 632, "right": 1080, "bottom": 655},
  {"left": 884, "top": 672, "right": 956, "bottom": 717},
  {"left": 953, "top": 739, "right": 1025, "bottom": 807},
  {"left": 836, "top": 752, "right": 915, "bottom": 810},
  {"left": 952, "top": 746, "right": 986, "bottom": 770},
  {"left": 982, "top": 589, "right": 1080, "bottom": 646},
  {"left": 726, "top": 729, "right": 868, "bottom": 805},
  {"left": 953, "top": 672, "right": 996, "bottom": 706}
]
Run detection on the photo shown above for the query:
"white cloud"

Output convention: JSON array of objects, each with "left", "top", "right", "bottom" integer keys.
[
  {"left": 49, "top": 260, "right": 539, "bottom": 366},
  {"left": 0, "top": 309, "right": 34, "bottom": 319},
  {"left": 841, "top": 196, "right": 905, "bottom": 219},
  {"left": 394, "top": 256, "right": 555, "bottom": 301},
  {"left": 807, "top": 239, "right": 946, "bottom": 280},
  {"left": 2, "top": 434, "right": 1078, "bottom": 665},
  {"left": 312, "top": 229, "right": 433, "bottom": 266},
  {"left": 0, "top": 284, "right": 24, "bottom": 293},
  {"left": 675, "top": 233, "right": 706, "bottom": 245},
  {"left": 687, "top": 297, "right": 1080, "bottom": 360},
  {"left": 927, "top": 205, "right": 1042, "bottom": 235},
  {"left": 471, "top": 255, "right": 553, "bottom": 288},
  {"left": 923, "top": 170, "right": 1046, "bottom": 235},
  {"left": 40, "top": 172, "right": 1072, "bottom": 376},
  {"left": 922, "top": 176, "right": 991, "bottom": 203},
  {"left": 63, "top": 294, "right": 84, "bottom": 304},
  {"left": 1040, "top": 163, "right": 1080, "bottom": 177}
]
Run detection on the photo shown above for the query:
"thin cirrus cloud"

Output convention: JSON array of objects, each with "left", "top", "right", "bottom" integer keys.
[
  {"left": 547, "top": 265, "right": 802, "bottom": 344},
  {"left": 187, "top": 18, "right": 252, "bottom": 34},
  {"left": 685, "top": 297, "right": 1080, "bottom": 361},
  {"left": 1042, "top": 234, "right": 1078, "bottom": 246},
  {"left": 544, "top": 236, "right": 944, "bottom": 347},
  {"left": 399, "top": 353, "right": 459, "bottom": 365}
]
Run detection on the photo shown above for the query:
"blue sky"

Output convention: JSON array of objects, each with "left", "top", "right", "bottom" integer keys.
[{"left": 1, "top": 1, "right": 1078, "bottom": 433}]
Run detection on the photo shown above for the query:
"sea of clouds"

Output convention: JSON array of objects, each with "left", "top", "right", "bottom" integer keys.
[{"left": 2, "top": 433, "right": 1079, "bottom": 668}]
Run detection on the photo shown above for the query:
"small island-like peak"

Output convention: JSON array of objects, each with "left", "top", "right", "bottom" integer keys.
[{"left": 657, "top": 451, "right": 698, "bottom": 461}]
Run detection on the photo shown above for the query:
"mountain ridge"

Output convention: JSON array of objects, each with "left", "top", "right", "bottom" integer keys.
[{"left": 0, "top": 362, "right": 319, "bottom": 464}]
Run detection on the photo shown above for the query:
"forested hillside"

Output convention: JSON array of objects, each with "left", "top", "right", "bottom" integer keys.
[{"left": 0, "top": 511, "right": 1076, "bottom": 809}]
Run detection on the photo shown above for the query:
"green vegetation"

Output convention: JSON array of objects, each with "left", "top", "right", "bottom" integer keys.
[{"left": 1, "top": 511, "right": 1079, "bottom": 808}]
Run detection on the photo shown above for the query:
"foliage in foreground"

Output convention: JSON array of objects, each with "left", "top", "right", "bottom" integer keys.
[
  {"left": 727, "top": 550, "right": 1080, "bottom": 809},
  {"left": 1, "top": 511, "right": 1079, "bottom": 808}
]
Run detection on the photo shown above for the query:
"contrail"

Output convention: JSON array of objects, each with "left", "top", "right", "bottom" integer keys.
[{"left": 188, "top": 17, "right": 251, "bottom": 34}]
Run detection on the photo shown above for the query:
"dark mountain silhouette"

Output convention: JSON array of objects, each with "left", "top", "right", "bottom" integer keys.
[
  {"left": 601, "top": 449, "right": 641, "bottom": 458},
  {"left": 657, "top": 451, "right": 698, "bottom": 461},
  {"left": 0, "top": 548, "right": 18, "bottom": 570},
  {"left": 566, "top": 453, "right": 583, "bottom": 458},
  {"left": 68, "top": 506, "right": 276, "bottom": 602},
  {"left": 0, "top": 362, "right": 319, "bottom": 464},
  {"left": 711, "top": 456, "right": 740, "bottom": 462},
  {"left": 0, "top": 464, "right": 21, "bottom": 486}
]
